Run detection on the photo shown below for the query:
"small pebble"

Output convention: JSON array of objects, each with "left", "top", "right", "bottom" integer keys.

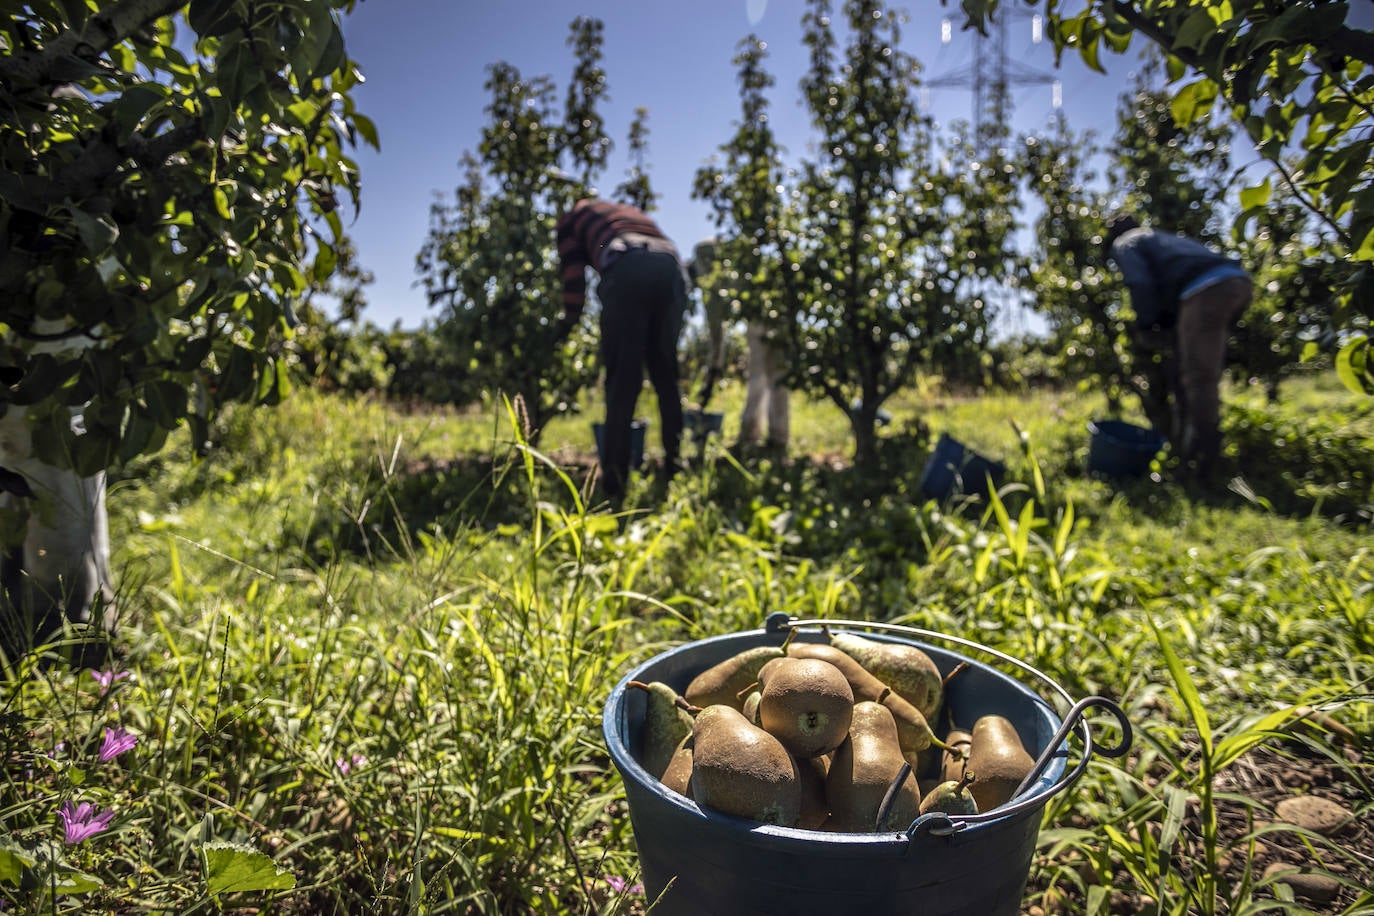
[
  {"left": 1264, "top": 862, "right": 1341, "bottom": 905},
  {"left": 1275, "top": 795, "right": 1354, "bottom": 836}
]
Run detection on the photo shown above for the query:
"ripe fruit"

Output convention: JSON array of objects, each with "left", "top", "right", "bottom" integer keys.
[{"left": 758, "top": 657, "right": 854, "bottom": 758}]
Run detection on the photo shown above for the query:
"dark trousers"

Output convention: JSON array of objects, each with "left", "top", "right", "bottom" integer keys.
[{"left": 597, "top": 249, "right": 686, "bottom": 498}]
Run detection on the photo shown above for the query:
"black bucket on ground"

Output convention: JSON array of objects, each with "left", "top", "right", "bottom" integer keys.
[
  {"left": 593, "top": 419, "right": 648, "bottom": 472},
  {"left": 603, "top": 616, "right": 1129, "bottom": 916},
  {"left": 919, "top": 433, "right": 1006, "bottom": 500},
  {"left": 1086, "top": 419, "right": 1165, "bottom": 478}
]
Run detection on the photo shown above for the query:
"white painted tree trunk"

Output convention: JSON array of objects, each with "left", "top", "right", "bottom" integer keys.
[{"left": 1, "top": 324, "right": 115, "bottom": 660}]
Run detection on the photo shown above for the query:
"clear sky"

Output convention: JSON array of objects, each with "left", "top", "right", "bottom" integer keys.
[{"left": 334, "top": 1, "right": 1168, "bottom": 333}]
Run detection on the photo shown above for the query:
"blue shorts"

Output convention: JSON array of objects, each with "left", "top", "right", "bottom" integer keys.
[{"left": 1180, "top": 264, "right": 1249, "bottom": 300}]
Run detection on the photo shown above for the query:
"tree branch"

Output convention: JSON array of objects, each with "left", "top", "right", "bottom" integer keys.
[
  {"left": 7, "top": 120, "right": 205, "bottom": 213},
  {"left": 0, "top": 0, "right": 187, "bottom": 89}
]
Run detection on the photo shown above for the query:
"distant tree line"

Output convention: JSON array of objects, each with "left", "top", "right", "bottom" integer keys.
[{"left": 299, "top": 0, "right": 1352, "bottom": 469}]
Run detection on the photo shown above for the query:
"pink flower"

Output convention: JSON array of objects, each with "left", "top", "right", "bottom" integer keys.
[
  {"left": 335, "top": 753, "right": 368, "bottom": 775},
  {"left": 603, "top": 876, "right": 644, "bottom": 895},
  {"left": 58, "top": 801, "right": 115, "bottom": 844},
  {"left": 97, "top": 727, "right": 138, "bottom": 762},
  {"left": 89, "top": 670, "right": 129, "bottom": 696}
]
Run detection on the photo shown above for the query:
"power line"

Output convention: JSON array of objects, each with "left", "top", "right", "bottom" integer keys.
[{"left": 925, "top": 9, "right": 1060, "bottom": 150}]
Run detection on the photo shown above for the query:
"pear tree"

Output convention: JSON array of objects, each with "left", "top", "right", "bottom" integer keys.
[
  {"left": 0, "top": 0, "right": 372, "bottom": 657},
  {"left": 952, "top": 0, "right": 1374, "bottom": 393},
  {"left": 416, "top": 17, "right": 613, "bottom": 443}
]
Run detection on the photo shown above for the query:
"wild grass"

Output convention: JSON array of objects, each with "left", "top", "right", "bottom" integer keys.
[{"left": 2, "top": 377, "right": 1371, "bottom": 914}]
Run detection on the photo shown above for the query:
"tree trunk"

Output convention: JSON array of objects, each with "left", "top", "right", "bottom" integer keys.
[{"left": 1, "top": 406, "right": 115, "bottom": 663}]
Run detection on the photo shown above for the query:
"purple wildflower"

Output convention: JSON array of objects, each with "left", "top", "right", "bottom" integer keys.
[
  {"left": 603, "top": 876, "right": 644, "bottom": 895},
  {"left": 89, "top": 670, "right": 129, "bottom": 696},
  {"left": 58, "top": 801, "right": 115, "bottom": 844},
  {"left": 97, "top": 727, "right": 138, "bottom": 762},
  {"left": 335, "top": 753, "right": 368, "bottom": 775}
]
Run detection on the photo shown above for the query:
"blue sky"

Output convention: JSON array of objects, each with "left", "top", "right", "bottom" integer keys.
[{"left": 335, "top": 1, "right": 1169, "bottom": 332}]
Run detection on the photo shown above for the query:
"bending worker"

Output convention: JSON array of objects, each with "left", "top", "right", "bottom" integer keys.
[
  {"left": 1105, "top": 214, "right": 1252, "bottom": 478},
  {"left": 555, "top": 197, "right": 687, "bottom": 502}
]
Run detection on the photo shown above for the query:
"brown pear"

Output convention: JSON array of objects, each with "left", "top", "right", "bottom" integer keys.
[
  {"left": 828, "top": 631, "right": 944, "bottom": 722},
  {"left": 690, "top": 705, "right": 801, "bottom": 827},
  {"left": 685, "top": 644, "right": 788, "bottom": 711},
  {"left": 825, "top": 701, "right": 920, "bottom": 832},
  {"left": 660, "top": 734, "right": 694, "bottom": 797},
  {"left": 940, "top": 729, "right": 973, "bottom": 783},
  {"left": 628, "top": 680, "right": 696, "bottom": 779},
  {"left": 879, "top": 690, "right": 951, "bottom": 765},
  {"left": 787, "top": 642, "right": 888, "bottom": 701},
  {"left": 795, "top": 752, "right": 830, "bottom": 830},
  {"left": 758, "top": 657, "right": 854, "bottom": 758},
  {"left": 967, "top": 715, "right": 1035, "bottom": 812}
]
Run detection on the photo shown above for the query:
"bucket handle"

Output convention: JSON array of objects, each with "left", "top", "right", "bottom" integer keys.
[{"left": 766, "top": 614, "right": 1133, "bottom": 838}]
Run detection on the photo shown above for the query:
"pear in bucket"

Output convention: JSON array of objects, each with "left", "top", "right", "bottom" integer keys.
[
  {"left": 824, "top": 701, "right": 920, "bottom": 832},
  {"left": 627, "top": 680, "right": 696, "bottom": 779},
  {"left": 690, "top": 705, "right": 801, "bottom": 827},
  {"left": 918, "top": 771, "right": 978, "bottom": 816},
  {"left": 685, "top": 631, "right": 795, "bottom": 710},
  {"left": 967, "top": 714, "right": 1036, "bottom": 812},
  {"left": 757, "top": 656, "right": 855, "bottom": 759},
  {"left": 828, "top": 630, "right": 944, "bottom": 722}
]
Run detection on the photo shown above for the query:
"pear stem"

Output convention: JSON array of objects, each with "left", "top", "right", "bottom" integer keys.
[{"left": 942, "top": 661, "right": 969, "bottom": 689}]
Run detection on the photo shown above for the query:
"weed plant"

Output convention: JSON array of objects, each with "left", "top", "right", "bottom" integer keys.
[{"left": 2, "top": 379, "right": 1371, "bottom": 913}]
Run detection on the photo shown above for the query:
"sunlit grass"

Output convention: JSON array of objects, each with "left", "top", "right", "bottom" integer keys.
[{"left": 3, "top": 379, "right": 1370, "bottom": 913}]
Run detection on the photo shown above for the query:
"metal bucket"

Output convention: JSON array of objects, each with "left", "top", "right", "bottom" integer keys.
[
  {"left": 603, "top": 614, "right": 1130, "bottom": 916},
  {"left": 919, "top": 433, "right": 1007, "bottom": 500},
  {"left": 1086, "top": 419, "right": 1165, "bottom": 478}
]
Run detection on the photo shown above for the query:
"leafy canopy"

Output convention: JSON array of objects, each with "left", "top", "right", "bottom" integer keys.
[{"left": 1, "top": 1, "right": 374, "bottom": 474}]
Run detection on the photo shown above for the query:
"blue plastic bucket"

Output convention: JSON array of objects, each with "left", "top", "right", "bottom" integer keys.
[
  {"left": 593, "top": 419, "right": 648, "bottom": 471},
  {"left": 603, "top": 623, "right": 1072, "bottom": 915},
  {"left": 1086, "top": 420, "right": 1165, "bottom": 478},
  {"left": 919, "top": 433, "right": 1006, "bottom": 500},
  {"left": 684, "top": 410, "right": 724, "bottom": 438}
]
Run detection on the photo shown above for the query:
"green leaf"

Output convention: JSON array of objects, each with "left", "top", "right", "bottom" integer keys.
[
  {"left": 1335, "top": 336, "right": 1373, "bottom": 395},
  {"left": 1147, "top": 614, "right": 1212, "bottom": 755},
  {"left": 351, "top": 113, "right": 380, "bottom": 150},
  {"left": 1173, "top": 8, "right": 1219, "bottom": 53},
  {"left": 49, "top": 864, "right": 102, "bottom": 895},
  {"left": 1213, "top": 707, "right": 1304, "bottom": 771},
  {"left": 145, "top": 380, "right": 188, "bottom": 428},
  {"left": 70, "top": 207, "right": 119, "bottom": 253},
  {"left": 1238, "top": 177, "right": 1272, "bottom": 211},
  {"left": 188, "top": 0, "right": 238, "bottom": 38},
  {"left": 213, "top": 186, "right": 233, "bottom": 220},
  {"left": 1355, "top": 224, "right": 1374, "bottom": 262},
  {"left": 0, "top": 837, "right": 37, "bottom": 886},
  {"left": 1170, "top": 79, "right": 1218, "bottom": 127},
  {"left": 201, "top": 841, "right": 296, "bottom": 896}
]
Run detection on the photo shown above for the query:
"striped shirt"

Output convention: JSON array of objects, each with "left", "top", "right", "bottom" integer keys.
[{"left": 556, "top": 198, "right": 671, "bottom": 320}]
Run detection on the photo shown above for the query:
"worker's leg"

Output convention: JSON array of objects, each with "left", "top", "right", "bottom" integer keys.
[
  {"left": 1174, "top": 276, "right": 1252, "bottom": 476},
  {"left": 644, "top": 254, "right": 686, "bottom": 468},
  {"left": 597, "top": 264, "right": 650, "bottom": 500}
]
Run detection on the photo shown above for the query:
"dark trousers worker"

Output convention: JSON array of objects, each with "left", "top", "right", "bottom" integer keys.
[
  {"left": 556, "top": 198, "right": 687, "bottom": 501},
  {"left": 1106, "top": 215, "right": 1253, "bottom": 477}
]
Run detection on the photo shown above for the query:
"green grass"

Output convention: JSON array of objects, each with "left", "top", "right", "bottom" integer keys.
[{"left": 3, "top": 377, "right": 1371, "bottom": 914}]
